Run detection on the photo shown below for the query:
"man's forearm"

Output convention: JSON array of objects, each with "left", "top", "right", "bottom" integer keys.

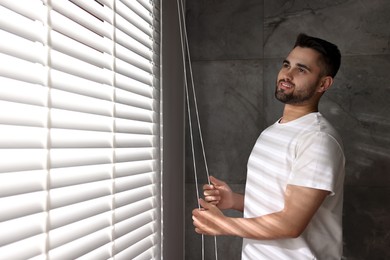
[
  {"left": 220, "top": 185, "right": 330, "bottom": 240},
  {"left": 231, "top": 192, "right": 244, "bottom": 212},
  {"left": 222, "top": 211, "right": 300, "bottom": 240}
]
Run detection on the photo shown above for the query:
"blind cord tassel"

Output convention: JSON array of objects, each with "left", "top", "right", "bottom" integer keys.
[{"left": 176, "top": 0, "right": 218, "bottom": 259}]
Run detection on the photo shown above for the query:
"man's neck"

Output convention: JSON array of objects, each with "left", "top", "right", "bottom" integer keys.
[{"left": 280, "top": 104, "right": 318, "bottom": 123}]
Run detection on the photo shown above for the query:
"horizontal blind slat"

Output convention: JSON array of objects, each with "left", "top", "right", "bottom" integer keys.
[
  {"left": 68, "top": 0, "right": 113, "bottom": 24},
  {"left": 115, "top": 160, "right": 155, "bottom": 177},
  {"left": 51, "top": 0, "right": 112, "bottom": 38},
  {"left": 0, "top": 233, "right": 46, "bottom": 259},
  {"left": 0, "top": 77, "right": 47, "bottom": 107},
  {"left": 51, "top": 50, "right": 112, "bottom": 84},
  {"left": 0, "top": 125, "right": 47, "bottom": 149},
  {"left": 115, "top": 19, "right": 153, "bottom": 57},
  {"left": 114, "top": 211, "right": 156, "bottom": 243},
  {"left": 133, "top": 245, "right": 158, "bottom": 260},
  {"left": 51, "top": 69, "right": 113, "bottom": 101},
  {"left": 115, "top": 198, "right": 157, "bottom": 223},
  {"left": 0, "top": 100, "right": 47, "bottom": 127},
  {"left": 50, "top": 148, "right": 113, "bottom": 169},
  {"left": 116, "top": 58, "right": 153, "bottom": 86},
  {"left": 0, "top": 149, "right": 47, "bottom": 173},
  {"left": 51, "top": 88, "right": 113, "bottom": 116},
  {"left": 0, "top": 170, "right": 46, "bottom": 197},
  {"left": 116, "top": 43, "right": 153, "bottom": 74},
  {"left": 116, "top": 0, "right": 153, "bottom": 37},
  {"left": 136, "top": 0, "right": 154, "bottom": 14},
  {"left": 76, "top": 244, "right": 111, "bottom": 260},
  {"left": 115, "top": 229, "right": 157, "bottom": 259},
  {"left": 49, "top": 227, "right": 112, "bottom": 259},
  {"left": 115, "top": 133, "right": 156, "bottom": 148},
  {"left": 115, "top": 172, "right": 155, "bottom": 192},
  {"left": 51, "top": 108, "right": 113, "bottom": 132},
  {"left": 116, "top": 104, "right": 155, "bottom": 123},
  {"left": 0, "top": 53, "right": 46, "bottom": 85},
  {"left": 115, "top": 147, "right": 157, "bottom": 162},
  {"left": 50, "top": 196, "right": 112, "bottom": 230},
  {"left": 50, "top": 164, "right": 112, "bottom": 189},
  {"left": 116, "top": 88, "right": 154, "bottom": 110},
  {"left": 115, "top": 118, "right": 155, "bottom": 135},
  {"left": 0, "top": 0, "right": 45, "bottom": 22},
  {"left": 0, "top": 213, "right": 46, "bottom": 247},
  {"left": 0, "top": 29, "right": 46, "bottom": 64},
  {"left": 0, "top": 192, "right": 45, "bottom": 222},
  {"left": 116, "top": 18, "right": 152, "bottom": 54},
  {"left": 114, "top": 185, "right": 155, "bottom": 206},
  {"left": 51, "top": 30, "right": 112, "bottom": 70},
  {"left": 117, "top": 241, "right": 156, "bottom": 260},
  {"left": 50, "top": 179, "right": 112, "bottom": 209},
  {"left": 49, "top": 211, "right": 111, "bottom": 249},
  {"left": 0, "top": 5, "right": 46, "bottom": 43},
  {"left": 121, "top": 0, "right": 153, "bottom": 25},
  {"left": 50, "top": 10, "right": 112, "bottom": 54},
  {"left": 51, "top": 129, "right": 112, "bottom": 148},
  {"left": 116, "top": 73, "right": 154, "bottom": 98}
]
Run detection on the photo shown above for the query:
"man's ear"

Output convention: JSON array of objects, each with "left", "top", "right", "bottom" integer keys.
[{"left": 318, "top": 76, "right": 333, "bottom": 93}]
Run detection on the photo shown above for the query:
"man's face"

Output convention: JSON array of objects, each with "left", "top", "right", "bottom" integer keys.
[{"left": 275, "top": 46, "right": 325, "bottom": 104}]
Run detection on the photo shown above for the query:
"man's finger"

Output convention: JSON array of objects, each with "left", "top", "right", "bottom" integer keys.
[
  {"left": 192, "top": 208, "right": 203, "bottom": 217},
  {"left": 203, "top": 184, "right": 215, "bottom": 190},
  {"left": 204, "top": 195, "right": 220, "bottom": 203},
  {"left": 204, "top": 189, "right": 219, "bottom": 196},
  {"left": 199, "top": 198, "right": 212, "bottom": 209},
  {"left": 194, "top": 228, "right": 204, "bottom": 234},
  {"left": 209, "top": 176, "right": 224, "bottom": 186}
]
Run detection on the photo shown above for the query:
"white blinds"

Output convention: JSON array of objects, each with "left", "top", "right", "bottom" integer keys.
[{"left": 0, "top": 0, "right": 161, "bottom": 259}]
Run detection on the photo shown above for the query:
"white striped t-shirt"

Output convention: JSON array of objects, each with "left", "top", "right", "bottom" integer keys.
[{"left": 242, "top": 112, "right": 345, "bottom": 260}]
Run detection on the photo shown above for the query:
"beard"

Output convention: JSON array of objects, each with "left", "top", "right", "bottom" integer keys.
[{"left": 275, "top": 80, "right": 319, "bottom": 104}]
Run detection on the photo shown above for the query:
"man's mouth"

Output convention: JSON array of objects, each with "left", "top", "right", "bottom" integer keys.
[{"left": 278, "top": 80, "right": 294, "bottom": 90}]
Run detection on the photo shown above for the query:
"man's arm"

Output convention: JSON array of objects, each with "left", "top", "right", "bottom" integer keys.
[{"left": 193, "top": 184, "right": 330, "bottom": 239}]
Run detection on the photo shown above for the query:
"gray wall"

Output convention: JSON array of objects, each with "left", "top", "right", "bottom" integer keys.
[{"left": 184, "top": 0, "right": 390, "bottom": 259}]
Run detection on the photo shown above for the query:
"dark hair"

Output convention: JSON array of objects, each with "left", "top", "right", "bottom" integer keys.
[{"left": 294, "top": 33, "right": 341, "bottom": 78}]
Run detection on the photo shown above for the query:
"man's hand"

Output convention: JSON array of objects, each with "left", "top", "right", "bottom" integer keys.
[
  {"left": 192, "top": 198, "right": 229, "bottom": 236},
  {"left": 203, "top": 176, "right": 243, "bottom": 211}
]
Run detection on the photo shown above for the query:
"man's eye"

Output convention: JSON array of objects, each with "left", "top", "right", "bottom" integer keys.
[{"left": 298, "top": 68, "right": 305, "bottom": 73}]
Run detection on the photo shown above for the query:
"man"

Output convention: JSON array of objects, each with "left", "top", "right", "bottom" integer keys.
[{"left": 192, "top": 33, "right": 345, "bottom": 259}]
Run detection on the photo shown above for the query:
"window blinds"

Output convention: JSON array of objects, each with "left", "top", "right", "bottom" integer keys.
[{"left": 0, "top": 0, "right": 161, "bottom": 259}]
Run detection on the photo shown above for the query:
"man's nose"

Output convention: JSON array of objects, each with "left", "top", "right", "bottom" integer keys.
[{"left": 282, "top": 69, "right": 293, "bottom": 81}]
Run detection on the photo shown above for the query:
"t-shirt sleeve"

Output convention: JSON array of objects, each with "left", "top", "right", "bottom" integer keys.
[{"left": 287, "top": 131, "right": 345, "bottom": 195}]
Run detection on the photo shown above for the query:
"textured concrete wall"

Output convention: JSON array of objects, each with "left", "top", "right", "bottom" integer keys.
[{"left": 184, "top": 0, "right": 390, "bottom": 259}]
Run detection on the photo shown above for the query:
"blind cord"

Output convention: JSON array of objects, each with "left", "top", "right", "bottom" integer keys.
[
  {"left": 175, "top": 1, "right": 204, "bottom": 260},
  {"left": 176, "top": 0, "right": 218, "bottom": 259}
]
